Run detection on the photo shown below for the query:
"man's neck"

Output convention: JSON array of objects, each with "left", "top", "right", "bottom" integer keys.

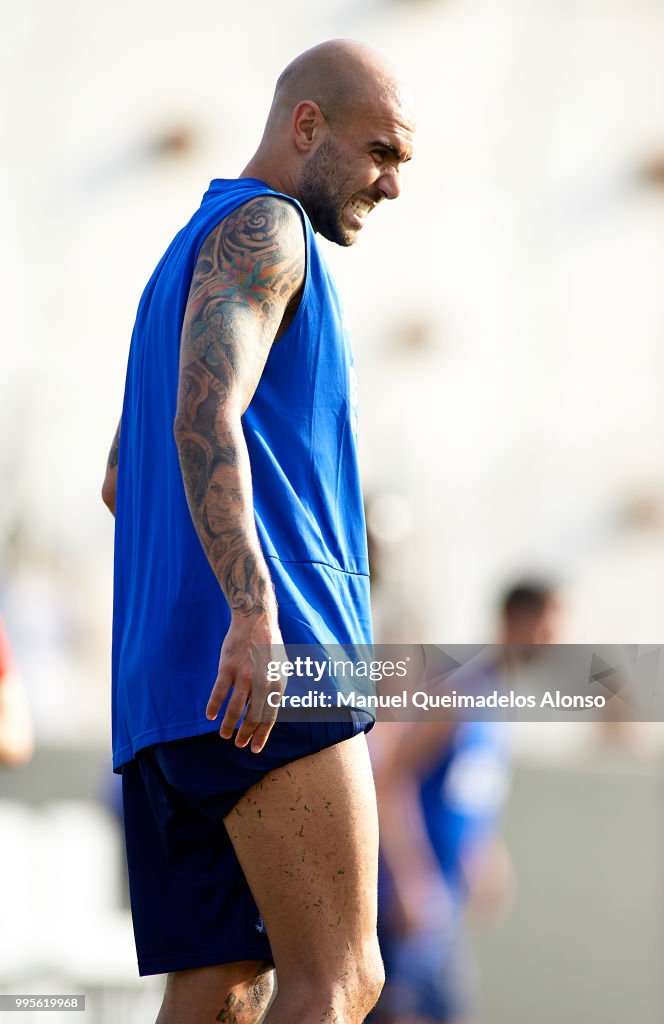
[{"left": 240, "top": 152, "right": 299, "bottom": 202}]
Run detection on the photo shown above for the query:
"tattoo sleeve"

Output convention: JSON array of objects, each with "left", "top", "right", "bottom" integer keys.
[{"left": 174, "top": 196, "right": 305, "bottom": 617}]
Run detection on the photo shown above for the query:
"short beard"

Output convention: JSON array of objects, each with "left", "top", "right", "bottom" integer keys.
[{"left": 298, "top": 136, "right": 355, "bottom": 247}]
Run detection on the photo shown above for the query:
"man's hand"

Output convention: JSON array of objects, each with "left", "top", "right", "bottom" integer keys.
[{"left": 206, "top": 611, "right": 286, "bottom": 754}]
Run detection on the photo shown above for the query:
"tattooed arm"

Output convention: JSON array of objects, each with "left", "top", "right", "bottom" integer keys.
[
  {"left": 101, "top": 420, "right": 121, "bottom": 516},
  {"left": 174, "top": 195, "right": 305, "bottom": 753}
]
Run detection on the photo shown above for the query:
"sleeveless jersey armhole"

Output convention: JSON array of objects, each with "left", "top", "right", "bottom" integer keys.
[{"left": 271, "top": 195, "right": 312, "bottom": 345}]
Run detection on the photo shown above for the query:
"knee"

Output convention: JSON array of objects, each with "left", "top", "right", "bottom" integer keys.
[
  {"left": 356, "top": 939, "right": 385, "bottom": 1015},
  {"left": 334, "top": 943, "right": 385, "bottom": 1022},
  {"left": 285, "top": 938, "right": 384, "bottom": 1023}
]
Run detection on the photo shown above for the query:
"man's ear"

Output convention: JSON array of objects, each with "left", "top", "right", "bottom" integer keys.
[{"left": 291, "top": 100, "right": 327, "bottom": 153}]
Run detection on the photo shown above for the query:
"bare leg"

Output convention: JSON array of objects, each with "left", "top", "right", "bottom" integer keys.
[
  {"left": 225, "top": 733, "right": 384, "bottom": 1024},
  {"left": 156, "top": 959, "right": 275, "bottom": 1024}
]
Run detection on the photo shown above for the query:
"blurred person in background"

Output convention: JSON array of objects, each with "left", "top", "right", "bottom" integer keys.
[
  {"left": 370, "top": 581, "right": 559, "bottom": 1024},
  {"left": 102, "top": 39, "right": 415, "bottom": 1024},
  {"left": 0, "top": 611, "right": 34, "bottom": 766}
]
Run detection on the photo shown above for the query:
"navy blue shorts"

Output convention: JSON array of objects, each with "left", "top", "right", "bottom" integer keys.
[{"left": 121, "top": 714, "right": 370, "bottom": 976}]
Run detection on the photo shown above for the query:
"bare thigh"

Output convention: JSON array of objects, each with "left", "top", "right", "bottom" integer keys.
[{"left": 223, "top": 732, "right": 379, "bottom": 989}]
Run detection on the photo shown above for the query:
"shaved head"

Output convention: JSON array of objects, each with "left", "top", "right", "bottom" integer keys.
[
  {"left": 269, "top": 39, "right": 411, "bottom": 131},
  {"left": 243, "top": 39, "right": 415, "bottom": 246}
]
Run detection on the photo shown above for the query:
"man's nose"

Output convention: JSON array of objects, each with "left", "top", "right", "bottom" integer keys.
[{"left": 377, "top": 166, "right": 401, "bottom": 200}]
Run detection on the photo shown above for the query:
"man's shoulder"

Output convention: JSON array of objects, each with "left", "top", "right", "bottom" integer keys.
[
  {"left": 216, "top": 190, "right": 306, "bottom": 260},
  {"left": 201, "top": 192, "right": 306, "bottom": 305}
]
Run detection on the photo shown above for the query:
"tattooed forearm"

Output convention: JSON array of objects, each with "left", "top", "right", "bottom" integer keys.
[
  {"left": 178, "top": 419, "right": 269, "bottom": 615},
  {"left": 175, "top": 196, "right": 304, "bottom": 619}
]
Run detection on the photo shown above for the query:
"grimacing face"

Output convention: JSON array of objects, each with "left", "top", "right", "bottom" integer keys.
[{"left": 298, "top": 100, "right": 414, "bottom": 246}]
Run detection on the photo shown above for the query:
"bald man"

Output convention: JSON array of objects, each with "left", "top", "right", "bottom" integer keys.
[{"left": 102, "top": 39, "right": 415, "bottom": 1024}]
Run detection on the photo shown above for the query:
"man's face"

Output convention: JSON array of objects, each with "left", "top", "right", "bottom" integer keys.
[
  {"left": 205, "top": 464, "right": 242, "bottom": 536},
  {"left": 298, "top": 96, "right": 414, "bottom": 246}
]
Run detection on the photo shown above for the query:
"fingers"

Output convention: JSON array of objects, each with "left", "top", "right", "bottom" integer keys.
[
  {"left": 233, "top": 709, "right": 255, "bottom": 749},
  {"left": 250, "top": 674, "right": 283, "bottom": 724},
  {"left": 206, "top": 640, "right": 285, "bottom": 751},
  {"left": 206, "top": 678, "right": 282, "bottom": 751},
  {"left": 246, "top": 720, "right": 276, "bottom": 754},
  {"left": 234, "top": 695, "right": 280, "bottom": 752},
  {"left": 218, "top": 676, "right": 252, "bottom": 739},
  {"left": 205, "top": 674, "right": 232, "bottom": 722}
]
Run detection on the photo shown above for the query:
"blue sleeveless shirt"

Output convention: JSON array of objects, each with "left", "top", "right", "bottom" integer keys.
[
  {"left": 419, "top": 718, "right": 511, "bottom": 904},
  {"left": 112, "top": 179, "right": 372, "bottom": 770}
]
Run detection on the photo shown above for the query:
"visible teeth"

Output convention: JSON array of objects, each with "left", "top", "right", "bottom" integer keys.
[{"left": 349, "top": 199, "right": 371, "bottom": 217}]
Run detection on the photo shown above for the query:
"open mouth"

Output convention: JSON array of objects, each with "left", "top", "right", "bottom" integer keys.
[{"left": 346, "top": 197, "right": 374, "bottom": 228}]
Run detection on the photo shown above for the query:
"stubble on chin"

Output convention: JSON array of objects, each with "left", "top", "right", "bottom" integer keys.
[{"left": 298, "top": 139, "right": 355, "bottom": 247}]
